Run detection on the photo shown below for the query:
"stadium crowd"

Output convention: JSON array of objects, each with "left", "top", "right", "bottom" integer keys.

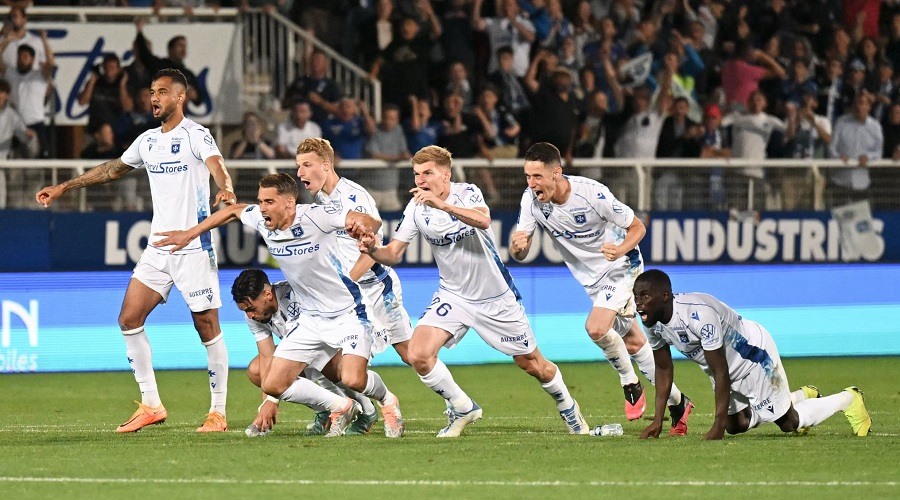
[{"left": 3, "top": 0, "right": 900, "bottom": 211}]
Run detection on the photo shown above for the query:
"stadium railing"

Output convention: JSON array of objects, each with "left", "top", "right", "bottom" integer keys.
[{"left": 2, "top": 158, "right": 897, "bottom": 213}]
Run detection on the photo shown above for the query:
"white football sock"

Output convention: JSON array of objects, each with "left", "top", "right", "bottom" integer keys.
[
  {"left": 540, "top": 365, "right": 575, "bottom": 411},
  {"left": 122, "top": 326, "right": 161, "bottom": 408},
  {"left": 202, "top": 333, "right": 228, "bottom": 415},
  {"left": 363, "top": 369, "right": 391, "bottom": 404},
  {"left": 594, "top": 332, "right": 639, "bottom": 385},
  {"left": 631, "top": 342, "right": 683, "bottom": 406},
  {"left": 339, "top": 382, "right": 377, "bottom": 415},
  {"left": 790, "top": 389, "right": 807, "bottom": 404},
  {"left": 279, "top": 377, "right": 347, "bottom": 412},
  {"left": 305, "top": 368, "right": 342, "bottom": 394},
  {"left": 796, "top": 392, "right": 853, "bottom": 429},
  {"left": 419, "top": 358, "right": 473, "bottom": 412}
]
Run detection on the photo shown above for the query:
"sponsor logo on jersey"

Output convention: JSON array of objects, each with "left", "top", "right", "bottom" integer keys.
[
  {"left": 204, "top": 134, "right": 214, "bottom": 146},
  {"left": 753, "top": 397, "right": 773, "bottom": 412},
  {"left": 469, "top": 193, "right": 483, "bottom": 204},
  {"left": 354, "top": 206, "right": 367, "bottom": 213},
  {"left": 691, "top": 311, "right": 700, "bottom": 321},
  {"left": 424, "top": 227, "right": 477, "bottom": 246},
  {"left": 597, "top": 192, "right": 606, "bottom": 200},
  {"left": 268, "top": 242, "right": 320, "bottom": 256},
  {"left": 189, "top": 288, "right": 214, "bottom": 301},
  {"left": 611, "top": 200, "right": 625, "bottom": 214},
  {"left": 245, "top": 205, "right": 256, "bottom": 212},
  {"left": 540, "top": 203, "right": 553, "bottom": 219},
  {"left": 147, "top": 161, "right": 188, "bottom": 174},
  {"left": 700, "top": 323, "right": 717, "bottom": 342},
  {"left": 348, "top": 194, "right": 357, "bottom": 202},
  {"left": 286, "top": 302, "right": 300, "bottom": 320},
  {"left": 549, "top": 228, "right": 603, "bottom": 239}
]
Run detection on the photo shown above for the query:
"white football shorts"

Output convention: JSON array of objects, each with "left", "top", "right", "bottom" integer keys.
[
  {"left": 273, "top": 310, "right": 374, "bottom": 367},
  {"left": 132, "top": 247, "right": 222, "bottom": 312},
  {"left": 723, "top": 330, "right": 792, "bottom": 425},
  {"left": 585, "top": 260, "right": 643, "bottom": 315},
  {"left": 416, "top": 289, "right": 537, "bottom": 357},
  {"left": 361, "top": 268, "right": 413, "bottom": 353}
]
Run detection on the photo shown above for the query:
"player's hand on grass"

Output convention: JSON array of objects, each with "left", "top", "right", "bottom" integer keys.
[
  {"left": 154, "top": 230, "right": 193, "bottom": 252},
  {"left": 36, "top": 185, "right": 64, "bottom": 208},
  {"left": 254, "top": 400, "right": 278, "bottom": 432},
  {"left": 704, "top": 426, "right": 725, "bottom": 440},
  {"left": 640, "top": 421, "right": 663, "bottom": 439},
  {"left": 215, "top": 188, "right": 237, "bottom": 206}
]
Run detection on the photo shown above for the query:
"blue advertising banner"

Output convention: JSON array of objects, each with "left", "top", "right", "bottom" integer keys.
[
  {"left": 1, "top": 264, "right": 897, "bottom": 374},
  {"left": 3, "top": 210, "right": 898, "bottom": 271}
]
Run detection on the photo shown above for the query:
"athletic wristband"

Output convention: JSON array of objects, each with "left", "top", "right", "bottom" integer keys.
[{"left": 266, "top": 395, "right": 280, "bottom": 405}]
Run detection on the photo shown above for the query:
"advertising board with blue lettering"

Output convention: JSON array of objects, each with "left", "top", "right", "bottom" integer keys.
[
  {"left": 1, "top": 265, "right": 898, "bottom": 373},
  {"left": 1, "top": 210, "right": 897, "bottom": 272}
]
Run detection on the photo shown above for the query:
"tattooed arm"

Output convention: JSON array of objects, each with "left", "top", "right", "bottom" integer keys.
[{"left": 36, "top": 158, "right": 135, "bottom": 208}]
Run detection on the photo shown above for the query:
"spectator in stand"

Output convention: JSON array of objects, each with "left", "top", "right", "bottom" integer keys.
[
  {"left": 78, "top": 54, "right": 132, "bottom": 135},
  {"left": 720, "top": 40, "right": 786, "bottom": 111},
  {"left": 840, "top": 58, "right": 870, "bottom": 117},
  {"left": 487, "top": 46, "right": 531, "bottom": 119},
  {"left": 721, "top": 90, "right": 787, "bottom": 211},
  {"left": 275, "top": 100, "right": 322, "bottom": 159},
  {"left": 655, "top": 96, "right": 703, "bottom": 211},
  {"left": 0, "top": 32, "right": 53, "bottom": 160},
  {"left": 290, "top": 0, "right": 343, "bottom": 50},
  {"left": 364, "top": 103, "right": 410, "bottom": 212},
  {"left": 0, "top": 77, "right": 34, "bottom": 209},
  {"left": 474, "top": 84, "right": 520, "bottom": 160},
  {"left": 472, "top": 0, "right": 536, "bottom": 78},
  {"left": 886, "top": 12, "right": 900, "bottom": 71},
  {"left": 282, "top": 50, "right": 341, "bottom": 126},
  {"left": 404, "top": 94, "right": 441, "bottom": 154},
  {"left": 123, "top": 38, "right": 152, "bottom": 102},
  {"left": 437, "top": 91, "right": 485, "bottom": 160},
  {"left": 81, "top": 123, "right": 127, "bottom": 210},
  {"left": 700, "top": 104, "right": 731, "bottom": 211},
  {"left": 369, "top": 16, "right": 432, "bottom": 109},
  {"left": 526, "top": 50, "right": 580, "bottom": 165},
  {"left": 133, "top": 19, "right": 205, "bottom": 107},
  {"left": 445, "top": 61, "right": 474, "bottom": 112},
  {"left": 440, "top": 0, "right": 477, "bottom": 77},
  {"left": 782, "top": 90, "right": 832, "bottom": 210},
  {"left": 323, "top": 97, "right": 376, "bottom": 163},
  {"left": 881, "top": 103, "right": 900, "bottom": 161},
  {"left": 877, "top": 102, "right": 900, "bottom": 209},
  {"left": 574, "top": 86, "right": 623, "bottom": 182},
  {"left": 613, "top": 85, "right": 666, "bottom": 206},
  {"left": 777, "top": 59, "right": 818, "bottom": 117},
  {"left": 529, "top": 0, "right": 573, "bottom": 51},
  {"left": 114, "top": 87, "right": 155, "bottom": 151},
  {"left": 0, "top": 7, "right": 45, "bottom": 72},
  {"left": 571, "top": 0, "right": 599, "bottom": 69},
  {"left": 230, "top": 112, "right": 277, "bottom": 161},
  {"left": 828, "top": 93, "right": 883, "bottom": 207},
  {"left": 817, "top": 58, "right": 845, "bottom": 124},
  {"left": 869, "top": 59, "right": 897, "bottom": 122},
  {"left": 357, "top": 0, "right": 397, "bottom": 71},
  {"left": 856, "top": 37, "right": 881, "bottom": 80}
]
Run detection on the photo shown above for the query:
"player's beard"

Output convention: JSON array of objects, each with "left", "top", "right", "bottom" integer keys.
[{"left": 155, "top": 102, "right": 177, "bottom": 123}]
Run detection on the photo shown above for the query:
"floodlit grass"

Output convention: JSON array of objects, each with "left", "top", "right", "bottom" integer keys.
[{"left": 0, "top": 357, "right": 897, "bottom": 499}]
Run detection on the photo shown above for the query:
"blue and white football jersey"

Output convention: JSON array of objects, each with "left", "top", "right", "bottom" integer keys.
[
  {"left": 245, "top": 281, "right": 300, "bottom": 342},
  {"left": 517, "top": 175, "right": 642, "bottom": 288},
  {"left": 121, "top": 117, "right": 222, "bottom": 254},
  {"left": 646, "top": 292, "right": 779, "bottom": 383},
  {"left": 314, "top": 177, "right": 391, "bottom": 284},
  {"left": 393, "top": 182, "right": 519, "bottom": 302},
  {"left": 240, "top": 203, "right": 367, "bottom": 319}
]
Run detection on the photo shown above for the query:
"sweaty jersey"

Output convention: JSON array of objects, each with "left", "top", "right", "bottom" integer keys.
[
  {"left": 121, "top": 117, "right": 223, "bottom": 253},
  {"left": 517, "top": 175, "right": 642, "bottom": 287},
  {"left": 245, "top": 281, "right": 300, "bottom": 342},
  {"left": 393, "top": 182, "right": 519, "bottom": 302},
  {"left": 314, "top": 177, "right": 391, "bottom": 284},
  {"left": 646, "top": 292, "right": 780, "bottom": 383},
  {"left": 240, "top": 203, "right": 367, "bottom": 319}
]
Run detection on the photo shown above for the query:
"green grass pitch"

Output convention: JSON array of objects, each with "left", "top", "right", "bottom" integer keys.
[{"left": 0, "top": 357, "right": 897, "bottom": 499}]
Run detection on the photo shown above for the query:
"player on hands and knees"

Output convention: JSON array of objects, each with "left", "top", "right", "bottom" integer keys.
[
  {"left": 348, "top": 145, "right": 588, "bottom": 437},
  {"left": 36, "top": 68, "right": 235, "bottom": 433},
  {"left": 510, "top": 142, "right": 692, "bottom": 432},
  {"left": 232, "top": 269, "right": 382, "bottom": 436},
  {"left": 155, "top": 173, "right": 404, "bottom": 437},
  {"left": 635, "top": 269, "right": 871, "bottom": 440},
  {"left": 296, "top": 137, "right": 412, "bottom": 437}
]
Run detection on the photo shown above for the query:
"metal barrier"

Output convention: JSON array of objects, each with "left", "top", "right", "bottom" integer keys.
[{"left": 2, "top": 158, "right": 898, "bottom": 213}]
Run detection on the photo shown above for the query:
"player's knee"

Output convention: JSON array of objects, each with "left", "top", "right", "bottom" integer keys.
[
  {"left": 393, "top": 342, "right": 412, "bottom": 365},
  {"left": 407, "top": 347, "right": 436, "bottom": 375},
  {"left": 340, "top": 370, "right": 366, "bottom": 392},
  {"left": 246, "top": 358, "right": 261, "bottom": 388},
  {"left": 261, "top": 376, "right": 289, "bottom": 397},
  {"left": 118, "top": 314, "right": 142, "bottom": 332},
  {"left": 775, "top": 408, "right": 801, "bottom": 433},
  {"left": 725, "top": 412, "right": 751, "bottom": 435}
]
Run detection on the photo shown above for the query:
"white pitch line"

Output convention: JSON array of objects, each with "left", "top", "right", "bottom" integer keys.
[{"left": 0, "top": 477, "right": 896, "bottom": 487}]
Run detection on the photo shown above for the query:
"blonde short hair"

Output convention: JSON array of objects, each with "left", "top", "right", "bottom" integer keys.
[
  {"left": 411, "top": 145, "right": 452, "bottom": 169},
  {"left": 296, "top": 137, "right": 335, "bottom": 164}
]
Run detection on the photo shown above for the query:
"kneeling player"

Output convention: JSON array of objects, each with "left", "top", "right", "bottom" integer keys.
[{"left": 634, "top": 269, "right": 871, "bottom": 440}]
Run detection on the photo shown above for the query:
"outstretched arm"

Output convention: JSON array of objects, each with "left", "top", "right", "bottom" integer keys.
[
  {"left": 703, "top": 346, "right": 731, "bottom": 440},
  {"left": 640, "top": 345, "right": 674, "bottom": 439},
  {"left": 205, "top": 155, "right": 237, "bottom": 206},
  {"left": 36, "top": 158, "right": 134, "bottom": 208},
  {"left": 154, "top": 203, "right": 248, "bottom": 251}
]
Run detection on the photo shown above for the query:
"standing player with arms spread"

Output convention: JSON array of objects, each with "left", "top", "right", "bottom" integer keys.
[
  {"left": 155, "top": 173, "right": 405, "bottom": 437},
  {"left": 36, "top": 68, "right": 234, "bottom": 433},
  {"left": 350, "top": 145, "right": 589, "bottom": 437},
  {"left": 634, "top": 269, "right": 871, "bottom": 440},
  {"left": 510, "top": 142, "right": 693, "bottom": 434}
]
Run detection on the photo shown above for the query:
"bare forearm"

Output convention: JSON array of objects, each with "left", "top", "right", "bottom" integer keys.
[
  {"left": 369, "top": 245, "right": 403, "bottom": 267},
  {"left": 652, "top": 355, "right": 674, "bottom": 426},
  {"left": 349, "top": 254, "right": 376, "bottom": 282},
  {"left": 62, "top": 158, "right": 133, "bottom": 191},
  {"left": 207, "top": 156, "right": 234, "bottom": 192},
  {"left": 440, "top": 204, "right": 491, "bottom": 229}
]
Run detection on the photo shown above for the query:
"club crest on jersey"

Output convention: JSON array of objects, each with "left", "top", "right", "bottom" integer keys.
[
  {"left": 290, "top": 226, "right": 304, "bottom": 238},
  {"left": 171, "top": 143, "right": 180, "bottom": 154},
  {"left": 540, "top": 203, "right": 553, "bottom": 219},
  {"left": 574, "top": 213, "right": 587, "bottom": 224},
  {"left": 678, "top": 332, "right": 689, "bottom": 344}
]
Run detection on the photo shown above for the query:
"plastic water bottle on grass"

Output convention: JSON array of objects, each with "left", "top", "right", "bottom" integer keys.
[{"left": 590, "top": 423, "right": 623, "bottom": 436}]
